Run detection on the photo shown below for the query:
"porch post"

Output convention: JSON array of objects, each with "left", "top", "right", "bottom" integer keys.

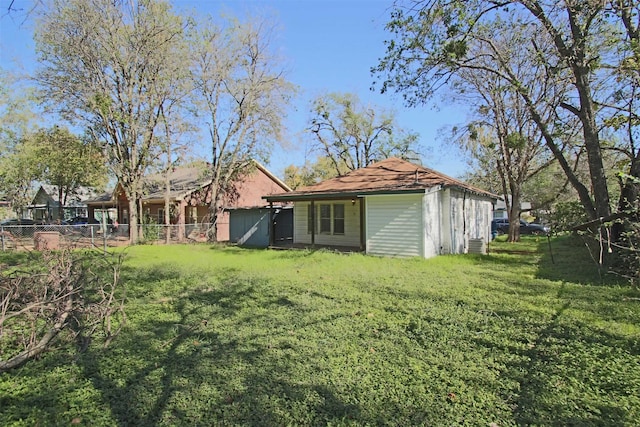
[
  {"left": 310, "top": 200, "right": 315, "bottom": 246},
  {"left": 359, "top": 197, "right": 365, "bottom": 252},
  {"left": 268, "top": 202, "right": 274, "bottom": 247}
]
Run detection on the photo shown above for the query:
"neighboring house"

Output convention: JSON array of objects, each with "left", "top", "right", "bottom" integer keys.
[
  {"left": 86, "top": 161, "right": 291, "bottom": 242},
  {"left": 264, "top": 157, "right": 498, "bottom": 258},
  {"left": 493, "top": 196, "right": 532, "bottom": 219},
  {"left": 25, "top": 185, "right": 99, "bottom": 221}
]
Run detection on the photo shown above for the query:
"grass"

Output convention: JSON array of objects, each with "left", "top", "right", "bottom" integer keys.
[{"left": 1, "top": 236, "right": 639, "bottom": 426}]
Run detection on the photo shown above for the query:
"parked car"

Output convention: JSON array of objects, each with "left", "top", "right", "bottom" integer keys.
[
  {"left": 67, "top": 216, "right": 99, "bottom": 225},
  {"left": 64, "top": 216, "right": 101, "bottom": 236},
  {"left": 492, "top": 218, "right": 550, "bottom": 236},
  {"left": 0, "top": 218, "right": 43, "bottom": 236}
]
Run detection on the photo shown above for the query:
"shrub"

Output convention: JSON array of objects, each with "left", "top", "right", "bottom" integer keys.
[{"left": 548, "top": 201, "right": 589, "bottom": 233}]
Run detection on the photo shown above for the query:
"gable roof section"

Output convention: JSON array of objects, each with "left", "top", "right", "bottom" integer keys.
[
  {"left": 86, "top": 160, "right": 291, "bottom": 205},
  {"left": 142, "top": 161, "right": 291, "bottom": 202},
  {"left": 31, "top": 185, "right": 102, "bottom": 207},
  {"left": 265, "top": 157, "right": 497, "bottom": 201},
  {"left": 142, "top": 166, "right": 209, "bottom": 202}
]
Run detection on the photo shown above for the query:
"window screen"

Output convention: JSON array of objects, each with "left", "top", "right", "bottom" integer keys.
[
  {"left": 333, "top": 204, "right": 345, "bottom": 234},
  {"left": 319, "top": 204, "right": 331, "bottom": 233}
]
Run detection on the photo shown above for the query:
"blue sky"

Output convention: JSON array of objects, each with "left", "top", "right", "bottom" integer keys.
[{"left": 0, "top": 0, "right": 467, "bottom": 178}]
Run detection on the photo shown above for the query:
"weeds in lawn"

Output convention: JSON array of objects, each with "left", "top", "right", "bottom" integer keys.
[{"left": 0, "top": 240, "right": 638, "bottom": 426}]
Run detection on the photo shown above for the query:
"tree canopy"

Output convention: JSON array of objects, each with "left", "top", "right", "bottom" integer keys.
[
  {"left": 373, "top": 0, "right": 640, "bottom": 222},
  {"left": 35, "top": 0, "right": 189, "bottom": 242},
  {"left": 308, "top": 92, "right": 421, "bottom": 176},
  {"left": 0, "top": 70, "right": 40, "bottom": 214},
  {"left": 188, "top": 13, "right": 294, "bottom": 240},
  {"left": 30, "top": 126, "right": 107, "bottom": 217}
]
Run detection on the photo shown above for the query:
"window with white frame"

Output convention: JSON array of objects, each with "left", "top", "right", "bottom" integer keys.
[
  {"left": 319, "top": 204, "right": 331, "bottom": 233},
  {"left": 307, "top": 203, "right": 345, "bottom": 235},
  {"left": 333, "top": 204, "right": 345, "bottom": 234}
]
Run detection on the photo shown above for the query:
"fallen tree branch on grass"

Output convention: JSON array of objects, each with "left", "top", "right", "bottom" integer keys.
[{"left": 0, "top": 249, "right": 126, "bottom": 372}]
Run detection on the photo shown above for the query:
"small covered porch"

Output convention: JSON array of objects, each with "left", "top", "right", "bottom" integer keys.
[{"left": 264, "top": 193, "right": 366, "bottom": 253}]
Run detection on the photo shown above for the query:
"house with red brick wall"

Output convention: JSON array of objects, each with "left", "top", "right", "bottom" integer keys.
[{"left": 86, "top": 161, "right": 290, "bottom": 242}]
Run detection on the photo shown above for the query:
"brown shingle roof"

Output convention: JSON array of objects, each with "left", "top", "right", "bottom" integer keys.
[
  {"left": 265, "top": 157, "right": 497, "bottom": 200},
  {"left": 142, "top": 167, "right": 210, "bottom": 201}
]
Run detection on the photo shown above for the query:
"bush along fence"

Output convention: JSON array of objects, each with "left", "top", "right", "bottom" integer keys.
[{"left": 572, "top": 210, "right": 639, "bottom": 287}]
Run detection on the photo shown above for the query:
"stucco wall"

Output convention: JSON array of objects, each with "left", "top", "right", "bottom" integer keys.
[
  {"left": 447, "top": 189, "right": 493, "bottom": 254},
  {"left": 422, "top": 190, "right": 442, "bottom": 258}
]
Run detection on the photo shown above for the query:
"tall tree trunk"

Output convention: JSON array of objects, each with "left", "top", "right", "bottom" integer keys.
[
  {"left": 128, "top": 196, "right": 139, "bottom": 244},
  {"left": 573, "top": 71, "right": 611, "bottom": 218},
  {"left": 164, "top": 150, "right": 172, "bottom": 244},
  {"left": 508, "top": 190, "right": 521, "bottom": 243},
  {"left": 58, "top": 186, "right": 64, "bottom": 220},
  {"left": 207, "top": 183, "right": 221, "bottom": 243},
  {"left": 619, "top": 156, "right": 640, "bottom": 214}
]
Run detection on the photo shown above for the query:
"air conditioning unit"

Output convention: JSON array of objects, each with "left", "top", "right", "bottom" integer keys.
[{"left": 468, "top": 238, "right": 486, "bottom": 255}]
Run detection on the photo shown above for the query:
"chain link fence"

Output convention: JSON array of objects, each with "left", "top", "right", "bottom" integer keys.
[{"left": 0, "top": 223, "right": 215, "bottom": 251}]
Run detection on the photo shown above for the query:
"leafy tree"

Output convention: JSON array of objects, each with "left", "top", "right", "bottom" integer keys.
[
  {"left": 308, "top": 92, "right": 421, "bottom": 176},
  {"left": 29, "top": 126, "right": 107, "bottom": 219},
  {"left": 0, "top": 137, "right": 40, "bottom": 216},
  {"left": 373, "top": 0, "right": 640, "bottom": 221},
  {"left": 284, "top": 156, "right": 342, "bottom": 189},
  {"left": 34, "top": 0, "right": 189, "bottom": 243},
  {"left": 188, "top": 13, "right": 294, "bottom": 241},
  {"left": 606, "top": 1, "right": 640, "bottom": 217},
  {"left": 0, "top": 70, "right": 40, "bottom": 215},
  {"left": 446, "top": 26, "right": 559, "bottom": 241}
]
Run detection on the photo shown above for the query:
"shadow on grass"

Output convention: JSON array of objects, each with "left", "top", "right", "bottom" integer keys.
[
  {"left": 481, "top": 253, "right": 539, "bottom": 269},
  {"left": 470, "top": 281, "right": 640, "bottom": 426},
  {"left": 536, "top": 235, "right": 625, "bottom": 286},
  {"left": 486, "top": 235, "right": 623, "bottom": 286},
  {"left": 514, "top": 300, "right": 636, "bottom": 425},
  {"left": 75, "top": 266, "right": 360, "bottom": 426},
  {"left": 0, "top": 250, "right": 41, "bottom": 267}
]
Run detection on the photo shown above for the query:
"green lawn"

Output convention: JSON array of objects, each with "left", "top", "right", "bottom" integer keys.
[{"left": 1, "top": 237, "right": 639, "bottom": 426}]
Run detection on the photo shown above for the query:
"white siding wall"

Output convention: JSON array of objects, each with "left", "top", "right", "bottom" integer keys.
[
  {"left": 290, "top": 189, "right": 493, "bottom": 258},
  {"left": 365, "top": 194, "right": 424, "bottom": 257},
  {"left": 447, "top": 189, "right": 493, "bottom": 254},
  {"left": 440, "top": 189, "right": 452, "bottom": 254},
  {"left": 292, "top": 200, "right": 361, "bottom": 247}
]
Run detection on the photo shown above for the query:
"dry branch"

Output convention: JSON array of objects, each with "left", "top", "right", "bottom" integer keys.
[{"left": 0, "top": 249, "right": 126, "bottom": 372}]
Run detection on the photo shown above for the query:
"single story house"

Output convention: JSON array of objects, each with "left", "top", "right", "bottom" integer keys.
[
  {"left": 493, "top": 196, "right": 532, "bottom": 219},
  {"left": 25, "top": 185, "right": 99, "bottom": 221},
  {"left": 86, "top": 161, "right": 291, "bottom": 242},
  {"left": 264, "top": 157, "right": 498, "bottom": 258}
]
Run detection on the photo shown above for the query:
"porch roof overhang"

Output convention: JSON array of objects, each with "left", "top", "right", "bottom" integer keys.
[
  {"left": 263, "top": 188, "right": 429, "bottom": 202},
  {"left": 85, "top": 199, "right": 118, "bottom": 208},
  {"left": 264, "top": 185, "right": 499, "bottom": 203}
]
